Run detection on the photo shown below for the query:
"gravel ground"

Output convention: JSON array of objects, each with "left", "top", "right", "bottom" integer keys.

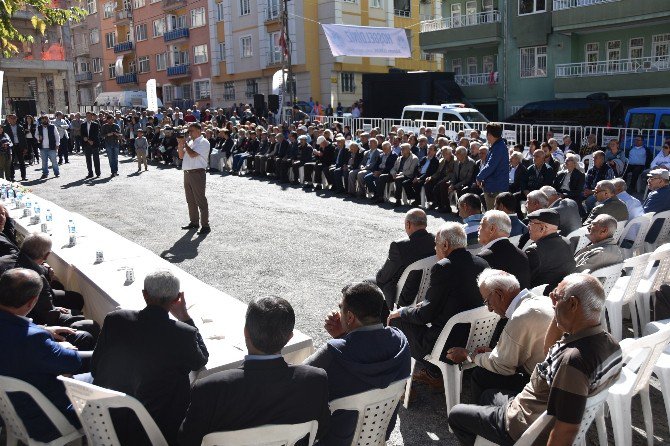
[{"left": 23, "top": 152, "right": 669, "bottom": 445}]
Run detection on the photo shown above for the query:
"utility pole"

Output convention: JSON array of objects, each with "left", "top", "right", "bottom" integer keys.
[{"left": 281, "top": 0, "right": 293, "bottom": 105}]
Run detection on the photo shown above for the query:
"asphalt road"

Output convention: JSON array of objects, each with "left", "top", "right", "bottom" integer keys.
[{"left": 23, "top": 152, "right": 668, "bottom": 445}]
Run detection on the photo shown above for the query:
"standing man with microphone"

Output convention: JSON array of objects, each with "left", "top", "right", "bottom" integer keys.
[{"left": 178, "top": 123, "right": 211, "bottom": 235}]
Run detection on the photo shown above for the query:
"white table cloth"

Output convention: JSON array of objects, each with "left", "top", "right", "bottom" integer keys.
[{"left": 3, "top": 185, "right": 313, "bottom": 379}]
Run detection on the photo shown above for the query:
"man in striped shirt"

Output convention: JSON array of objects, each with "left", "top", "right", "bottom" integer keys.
[{"left": 448, "top": 273, "right": 622, "bottom": 446}]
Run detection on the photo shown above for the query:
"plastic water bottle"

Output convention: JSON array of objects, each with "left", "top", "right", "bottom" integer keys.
[
  {"left": 34, "top": 202, "right": 40, "bottom": 216},
  {"left": 25, "top": 197, "right": 31, "bottom": 210},
  {"left": 45, "top": 209, "right": 53, "bottom": 222},
  {"left": 1, "top": 186, "right": 6, "bottom": 200},
  {"left": 68, "top": 219, "right": 76, "bottom": 235}
]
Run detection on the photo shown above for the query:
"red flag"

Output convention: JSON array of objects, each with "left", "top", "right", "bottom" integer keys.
[{"left": 278, "top": 30, "right": 288, "bottom": 58}]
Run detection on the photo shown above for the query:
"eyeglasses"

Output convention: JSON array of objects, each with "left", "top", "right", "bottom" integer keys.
[{"left": 482, "top": 289, "right": 499, "bottom": 306}]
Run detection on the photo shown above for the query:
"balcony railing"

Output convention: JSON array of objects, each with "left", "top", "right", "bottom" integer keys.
[
  {"left": 167, "top": 64, "right": 190, "bottom": 76},
  {"left": 164, "top": 27, "right": 189, "bottom": 42},
  {"left": 116, "top": 73, "right": 138, "bottom": 84},
  {"left": 420, "top": 11, "right": 500, "bottom": 32},
  {"left": 555, "top": 56, "right": 670, "bottom": 78},
  {"left": 113, "top": 41, "right": 134, "bottom": 53},
  {"left": 73, "top": 42, "right": 89, "bottom": 56},
  {"left": 115, "top": 9, "right": 132, "bottom": 22},
  {"left": 455, "top": 72, "right": 499, "bottom": 86},
  {"left": 394, "top": 9, "right": 411, "bottom": 18},
  {"left": 162, "top": 0, "right": 185, "bottom": 10},
  {"left": 553, "top": 0, "right": 621, "bottom": 11},
  {"left": 75, "top": 71, "right": 92, "bottom": 82}
]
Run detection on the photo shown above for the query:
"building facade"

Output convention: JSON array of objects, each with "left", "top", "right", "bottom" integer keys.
[
  {"left": 71, "top": 0, "right": 106, "bottom": 106},
  {"left": 419, "top": 0, "right": 670, "bottom": 120},
  {"left": 211, "top": 0, "right": 443, "bottom": 111},
  {"left": 1, "top": 0, "right": 77, "bottom": 115}
]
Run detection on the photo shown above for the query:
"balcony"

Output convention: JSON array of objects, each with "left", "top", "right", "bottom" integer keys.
[
  {"left": 552, "top": 0, "right": 670, "bottom": 32},
  {"left": 167, "top": 64, "right": 190, "bottom": 77},
  {"left": 115, "top": 9, "right": 132, "bottom": 24},
  {"left": 113, "top": 41, "right": 134, "bottom": 53},
  {"left": 420, "top": 12, "right": 502, "bottom": 51},
  {"left": 73, "top": 42, "right": 89, "bottom": 57},
  {"left": 162, "top": 0, "right": 185, "bottom": 11},
  {"left": 555, "top": 57, "right": 670, "bottom": 98},
  {"left": 163, "top": 27, "right": 189, "bottom": 42},
  {"left": 116, "top": 73, "right": 138, "bottom": 84},
  {"left": 75, "top": 71, "right": 93, "bottom": 82},
  {"left": 455, "top": 72, "right": 498, "bottom": 86}
]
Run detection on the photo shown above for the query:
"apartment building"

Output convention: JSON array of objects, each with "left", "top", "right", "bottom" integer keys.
[
  {"left": 1, "top": 0, "right": 77, "bottom": 114},
  {"left": 210, "top": 0, "right": 442, "bottom": 110},
  {"left": 419, "top": 0, "right": 670, "bottom": 120},
  {"left": 70, "top": 0, "right": 106, "bottom": 106}
]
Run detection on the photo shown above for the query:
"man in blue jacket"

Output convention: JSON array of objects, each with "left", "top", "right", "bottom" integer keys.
[
  {"left": 476, "top": 123, "right": 509, "bottom": 211},
  {"left": 0, "top": 268, "right": 85, "bottom": 443},
  {"left": 305, "top": 281, "right": 411, "bottom": 446}
]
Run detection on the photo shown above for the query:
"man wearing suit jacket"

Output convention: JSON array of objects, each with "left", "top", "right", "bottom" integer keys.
[
  {"left": 92, "top": 271, "right": 209, "bottom": 445},
  {"left": 80, "top": 112, "right": 101, "bottom": 178},
  {"left": 477, "top": 210, "right": 531, "bottom": 289},
  {"left": 0, "top": 269, "right": 85, "bottom": 443},
  {"left": 583, "top": 180, "right": 628, "bottom": 226},
  {"left": 306, "top": 282, "right": 411, "bottom": 446},
  {"left": 384, "top": 143, "right": 419, "bottom": 207},
  {"left": 410, "top": 145, "right": 439, "bottom": 206},
  {"left": 575, "top": 214, "right": 624, "bottom": 273},
  {"left": 179, "top": 297, "right": 330, "bottom": 446},
  {"left": 508, "top": 152, "right": 527, "bottom": 195},
  {"left": 365, "top": 141, "right": 397, "bottom": 202},
  {"left": 425, "top": 145, "right": 454, "bottom": 209},
  {"left": 352, "top": 138, "right": 381, "bottom": 196},
  {"left": 388, "top": 223, "right": 489, "bottom": 387},
  {"left": 376, "top": 209, "right": 436, "bottom": 310},
  {"left": 444, "top": 146, "right": 476, "bottom": 213},
  {"left": 541, "top": 186, "right": 582, "bottom": 236},
  {"left": 4, "top": 114, "right": 27, "bottom": 181},
  {"left": 552, "top": 154, "right": 585, "bottom": 202}
]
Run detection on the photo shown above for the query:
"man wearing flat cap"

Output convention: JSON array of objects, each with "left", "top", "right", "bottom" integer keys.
[
  {"left": 643, "top": 168, "right": 670, "bottom": 214},
  {"left": 525, "top": 209, "right": 576, "bottom": 294}
]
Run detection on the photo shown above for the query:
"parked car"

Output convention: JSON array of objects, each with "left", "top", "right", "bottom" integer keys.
[
  {"left": 399, "top": 103, "right": 489, "bottom": 140},
  {"left": 623, "top": 107, "right": 670, "bottom": 154}
]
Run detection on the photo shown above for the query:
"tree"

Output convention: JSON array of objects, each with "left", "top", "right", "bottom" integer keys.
[{"left": 0, "top": 0, "right": 85, "bottom": 57}]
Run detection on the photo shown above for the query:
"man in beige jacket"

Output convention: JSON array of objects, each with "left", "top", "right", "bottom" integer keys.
[{"left": 447, "top": 268, "right": 554, "bottom": 403}]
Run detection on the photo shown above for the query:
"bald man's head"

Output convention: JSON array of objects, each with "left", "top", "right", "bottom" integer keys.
[{"left": 405, "top": 209, "right": 427, "bottom": 236}]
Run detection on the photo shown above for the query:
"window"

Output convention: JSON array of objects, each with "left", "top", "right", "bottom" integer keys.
[
  {"left": 133, "top": 0, "right": 144, "bottom": 8},
  {"left": 92, "top": 57, "right": 102, "bottom": 73},
  {"left": 138, "top": 56, "right": 150, "bottom": 73},
  {"left": 190, "top": 7, "right": 206, "bottom": 28},
  {"left": 218, "top": 42, "right": 226, "bottom": 61},
  {"left": 156, "top": 52, "right": 167, "bottom": 70},
  {"left": 108, "top": 63, "right": 116, "bottom": 79},
  {"left": 465, "top": 1, "right": 477, "bottom": 25},
  {"left": 341, "top": 72, "right": 355, "bottom": 93},
  {"left": 452, "top": 58, "right": 462, "bottom": 76},
  {"left": 239, "top": 0, "right": 250, "bottom": 15},
  {"left": 190, "top": 80, "right": 209, "bottom": 100},
  {"left": 467, "top": 56, "right": 477, "bottom": 74},
  {"left": 240, "top": 35, "right": 252, "bottom": 58},
  {"left": 607, "top": 40, "right": 621, "bottom": 71},
  {"left": 77, "top": 61, "right": 89, "bottom": 73},
  {"left": 171, "top": 46, "right": 189, "bottom": 65},
  {"left": 370, "top": 0, "right": 381, "bottom": 7},
  {"left": 89, "top": 28, "right": 100, "bottom": 44},
  {"left": 450, "top": 3, "right": 461, "bottom": 27},
  {"left": 585, "top": 42, "right": 599, "bottom": 73},
  {"left": 193, "top": 44, "right": 208, "bottom": 64},
  {"left": 86, "top": 0, "right": 96, "bottom": 14},
  {"left": 629, "top": 37, "right": 644, "bottom": 59},
  {"left": 135, "top": 24, "right": 147, "bottom": 41},
  {"left": 652, "top": 34, "right": 670, "bottom": 61},
  {"left": 245, "top": 79, "right": 258, "bottom": 98},
  {"left": 163, "top": 85, "right": 173, "bottom": 103},
  {"left": 519, "top": 0, "right": 545, "bottom": 15},
  {"left": 519, "top": 46, "right": 547, "bottom": 78},
  {"left": 217, "top": 2, "right": 225, "bottom": 21},
  {"left": 224, "top": 81, "right": 235, "bottom": 100},
  {"left": 103, "top": 2, "right": 114, "bottom": 18},
  {"left": 105, "top": 32, "right": 116, "bottom": 49},
  {"left": 269, "top": 31, "right": 281, "bottom": 63},
  {"left": 153, "top": 18, "right": 166, "bottom": 37},
  {"left": 128, "top": 60, "right": 137, "bottom": 74},
  {"left": 483, "top": 55, "right": 494, "bottom": 73},
  {"left": 167, "top": 14, "right": 187, "bottom": 30},
  {"left": 180, "top": 84, "right": 191, "bottom": 101}
]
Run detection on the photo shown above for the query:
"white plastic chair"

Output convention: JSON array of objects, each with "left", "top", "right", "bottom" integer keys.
[
  {"left": 636, "top": 243, "right": 670, "bottom": 331},
  {"left": 642, "top": 319, "right": 670, "bottom": 439},
  {"left": 590, "top": 262, "right": 624, "bottom": 298},
  {"left": 0, "top": 375, "right": 84, "bottom": 446},
  {"left": 603, "top": 253, "right": 651, "bottom": 341},
  {"left": 58, "top": 377, "right": 168, "bottom": 446},
  {"left": 474, "top": 386, "right": 610, "bottom": 446},
  {"left": 394, "top": 255, "right": 437, "bottom": 308},
  {"left": 419, "top": 185, "right": 428, "bottom": 208},
  {"left": 201, "top": 421, "right": 318, "bottom": 446},
  {"left": 567, "top": 226, "right": 590, "bottom": 253},
  {"left": 508, "top": 234, "right": 521, "bottom": 248},
  {"left": 612, "top": 220, "right": 627, "bottom": 243},
  {"left": 530, "top": 283, "right": 549, "bottom": 296},
  {"left": 328, "top": 380, "right": 407, "bottom": 446},
  {"left": 403, "top": 306, "right": 500, "bottom": 416},
  {"left": 604, "top": 326, "right": 670, "bottom": 446},
  {"left": 644, "top": 210, "right": 670, "bottom": 253},
  {"left": 618, "top": 214, "right": 652, "bottom": 258}
]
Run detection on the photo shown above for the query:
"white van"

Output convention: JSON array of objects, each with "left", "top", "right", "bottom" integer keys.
[{"left": 399, "top": 104, "right": 489, "bottom": 140}]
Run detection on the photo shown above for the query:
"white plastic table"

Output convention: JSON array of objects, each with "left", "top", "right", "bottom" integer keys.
[{"left": 3, "top": 185, "right": 313, "bottom": 380}]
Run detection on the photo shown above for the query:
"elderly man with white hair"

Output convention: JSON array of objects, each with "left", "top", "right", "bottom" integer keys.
[
  {"left": 612, "top": 177, "right": 643, "bottom": 218},
  {"left": 583, "top": 179, "right": 628, "bottom": 226},
  {"left": 449, "top": 273, "right": 622, "bottom": 446},
  {"left": 575, "top": 214, "right": 624, "bottom": 272},
  {"left": 91, "top": 270, "right": 209, "bottom": 445},
  {"left": 447, "top": 269, "right": 553, "bottom": 403},
  {"left": 540, "top": 185, "right": 582, "bottom": 236},
  {"left": 388, "top": 222, "right": 489, "bottom": 389},
  {"left": 476, "top": 210, "right": 531, "bottom": 289}
]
